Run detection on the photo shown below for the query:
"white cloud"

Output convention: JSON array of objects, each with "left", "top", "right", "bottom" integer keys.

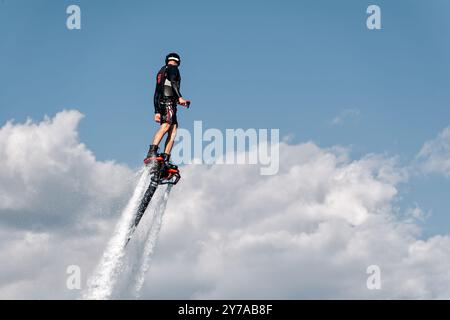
[
  {"left": 140, "top": 144, "right": 450, "bottom": 299},
  {"left": 417, "top": 126, "right": 450, "bottom": 177},
  {"left": 0, "top": 110, "right": 134, "bottom": 298},
  {"left": 1, "top": 110, "right": 450, "bottom": 299},
  {"left": 332, "top": 108, "right": 361, "bottom": 126}
]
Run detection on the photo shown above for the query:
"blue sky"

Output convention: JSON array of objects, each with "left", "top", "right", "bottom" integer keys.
[{"left": 1, "top": 0, "right": 450, "bottom": 236}]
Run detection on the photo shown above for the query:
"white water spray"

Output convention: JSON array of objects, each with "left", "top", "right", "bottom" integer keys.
[
  {"left": 83, "top": 166, "right": 172, "bottom": 299},
  {"left": 132, "top": 185, "right": 172, "bottom": 295}
]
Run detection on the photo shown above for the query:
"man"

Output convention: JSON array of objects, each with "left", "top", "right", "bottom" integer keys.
[{"left": 144, "top": 52, "right": 190, "bottom": 169}]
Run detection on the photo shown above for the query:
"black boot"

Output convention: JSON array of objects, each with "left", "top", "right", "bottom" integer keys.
[
  {"left": 144, "top": 145, "right": 159, "bottom": 166},
  {"left": 162, "top": 153, "right": 177, "bottom": 170}
]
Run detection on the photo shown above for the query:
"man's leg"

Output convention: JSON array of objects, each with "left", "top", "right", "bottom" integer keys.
[
  {"left": 144, "top": 123, "right": 171, "bottom": 165},
  {"left": 164, "top": 124, "right": 177, "bottom": 154},
  {"left": 152, "top": 123, "right": 171, "bottom": 146}
]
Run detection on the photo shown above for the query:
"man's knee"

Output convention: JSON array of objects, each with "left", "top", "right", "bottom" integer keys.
[{"left": 160, "top": 123, "right": 171, "bottom": 133}]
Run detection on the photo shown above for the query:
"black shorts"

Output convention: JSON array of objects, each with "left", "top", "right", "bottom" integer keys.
[{"left": 157, "top": 99, "right": 178, "bottom": 126}]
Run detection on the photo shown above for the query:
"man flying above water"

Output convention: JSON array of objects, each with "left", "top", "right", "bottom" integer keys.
[
  {"left": 125, "top": 53, "right": 190, "bottom": 244},
  {"left": 144, "top": 52, "right": 190, "bottom": 170}
]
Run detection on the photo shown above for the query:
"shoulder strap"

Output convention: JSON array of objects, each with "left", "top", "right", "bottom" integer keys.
[{"left": 156, "top": 66, "right": 167, "bottom": 85}]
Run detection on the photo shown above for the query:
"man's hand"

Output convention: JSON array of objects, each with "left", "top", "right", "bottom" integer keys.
[
  {"left": 178, "top": 97, "right": 189, "bottom": 106},
  {"left": 154, "top": 113, "right": 161, "bottom": 123}
]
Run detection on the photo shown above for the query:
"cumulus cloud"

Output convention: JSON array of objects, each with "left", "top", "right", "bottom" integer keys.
[
  {"left": 1, "top": 110, "right": 450, "bottom": 299},
  {"left": 140, "top": 144, "right": 450, "bottom": 299},
  {"left": 417, "top": 126, "right": 450, "bottom": 177},
  {"left": 331, "top": 108, "right": 361, "bottom": 126},
  {"left": 0, "top": 110, "right": 134, "bottom": 298}
]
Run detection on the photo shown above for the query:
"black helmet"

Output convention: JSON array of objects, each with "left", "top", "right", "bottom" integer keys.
[{"left": 165, "top": 52, "right": 181, "bottom": 66}]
